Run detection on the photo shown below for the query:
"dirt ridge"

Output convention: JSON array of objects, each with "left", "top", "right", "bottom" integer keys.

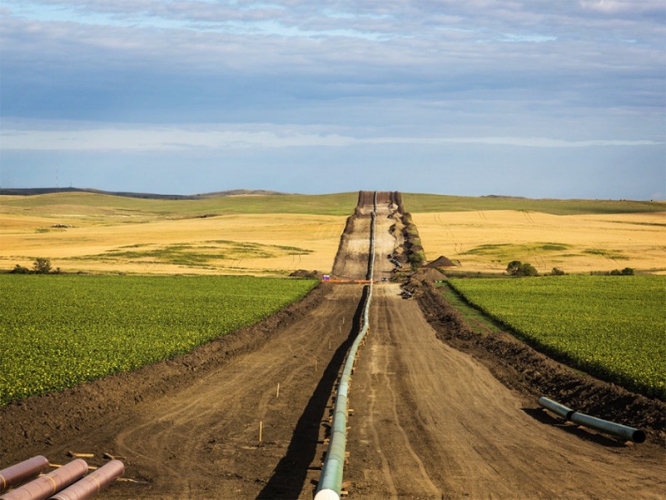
[{"left": 414, "top": 279, "right": 666, "bottom": 446}]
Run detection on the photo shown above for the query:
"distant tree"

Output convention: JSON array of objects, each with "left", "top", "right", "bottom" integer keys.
[
  {"left": 551, "top": 267, "right": 565, "bottom": 276},
  {"left": 507, "top": 260, "right": 538, "bottom": 277},
  {"left": 518, "top": 263, "right": 538, "bottom": 277},
  {"left": 621, "top": 267, "right": 635, "bottom": 275},
  {"left": 506, "top": 260, "right": 522, "bottom": 275},
  {"left": 33, "top": 258, "right": 52, "bottom": 274}
]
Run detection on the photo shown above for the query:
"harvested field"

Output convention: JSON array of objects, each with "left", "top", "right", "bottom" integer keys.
[
  {"left": 0, "top": 213, "right": 345, "bottom": 276},
  {"left": 413, "top": 210, "right": 666, "bottom": 274}
]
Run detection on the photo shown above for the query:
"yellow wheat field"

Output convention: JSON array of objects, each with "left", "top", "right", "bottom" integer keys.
[
  {"left": 414, "top": 210, "right": 666, "bottom": 274},
  {"left": 2, "top": 199, "right": 664, "bottom": 276},
  {"left": 0, "top": 213, "right": 346, "bottom": 276}
]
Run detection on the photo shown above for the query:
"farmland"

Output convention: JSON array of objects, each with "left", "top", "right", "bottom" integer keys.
[
  {"left": 402, "top": 193, "right": 664, "bottom": 215},
  {"left": 0, "top": 197, "right": 349, "bottom": 276},
  {"left": 0, "top": 274, "right": 316, "bottom": 406},
  {"left": 1, "top": 191, "right": 665, "bottom": 499},
  {"left": 1, "top": 191, "right": 664, "bottom": 276},
  {"left": 448, "top": 275, "right": 666, "bottom": 400},
  {"left": 414, "top": 210, "right": 666, "bottom": 274}
]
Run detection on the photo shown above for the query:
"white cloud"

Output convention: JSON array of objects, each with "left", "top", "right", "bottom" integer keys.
[
  {"left": 579, "top": 0, "right": 665, "bottom": 14},
  {"left": 1, "top": 2, "right": 664, "bottom": 159},
  {"left": 2, "top": 124, "right": 661, "bottom": 151}
]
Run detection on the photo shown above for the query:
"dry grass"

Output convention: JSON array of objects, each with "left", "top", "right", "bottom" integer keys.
[
  {"left": 414, "top": 210, "right": 666, "bottom": 274},
  {"left": 0, "top": 213, "right": 345, "bottom": 276},
  {"left": 3, "top": 192, "right": 664, "bottom": 276}
]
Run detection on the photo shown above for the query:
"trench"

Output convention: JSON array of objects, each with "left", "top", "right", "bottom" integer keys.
[{"left": 257, "top": 286, "right": 369, "bottom": 499}]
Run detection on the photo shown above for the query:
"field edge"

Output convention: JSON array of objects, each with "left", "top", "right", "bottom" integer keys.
[
  {"left": 413, "top": 279, "right": 666, "bottom": 447},
  {"left": 0, "top": 282, "right": 332, "bottom": 462}
]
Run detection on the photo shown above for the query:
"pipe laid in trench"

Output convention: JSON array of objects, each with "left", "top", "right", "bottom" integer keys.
[
  {"left": 49, "top": 460, "right": 124, "bottom": 500},
  {"left": 0, "top": 459, "right": 88, "bottom": 500},
  {"left": 0, "top": 457, "right": 50, "bottom": 493},
  {"left": 537, "top": 397, "right": 646, "bottom": 443},
  {"left": 315, "top": 192, "right": 377, "bottom": 500}
]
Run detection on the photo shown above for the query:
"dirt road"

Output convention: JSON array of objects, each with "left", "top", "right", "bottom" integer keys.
[
  {"left": 346, "top": 283, "right": 665, "bottom": 498},
  {"left": 2, "top": 191, "right": 664, "bottom": 499}
]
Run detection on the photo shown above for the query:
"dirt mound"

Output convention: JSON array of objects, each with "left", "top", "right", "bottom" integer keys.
[
  {"left": 425, "top": 255, "right": 456, "bottom": 268},
  {"left": 410, "top": 267, "right": 445, "bottom": 282},
  {"left": 416, "top": 281, "right": 666, "bottom": 446},
  {"left": 289, "top": 269, "right": 321, "bottom": 279}
]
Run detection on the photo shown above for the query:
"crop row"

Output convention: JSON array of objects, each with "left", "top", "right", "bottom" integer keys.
[
  {"left": 0, "top": 275, "right": 317, "bottom": 406},
  {"left": 448, "top": 275, "right": 665, "bottom": 400}
]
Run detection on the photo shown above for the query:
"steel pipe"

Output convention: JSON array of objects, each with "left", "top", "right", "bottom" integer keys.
[
  {"left": 537, "top": 397, "right": 574, "bottom": 420},
  {"left": 538, "top": 397, "right": 646, "bottom": 443},
  {"left": 315, "top": 192, "right": 377, "bottom": 500},
  {"left": 0, "top": 457, "right": 50, "bottom": 493},
  {"left": 569, "top": 412, "right": 646, "bottom": 443},
  {"left": 49, "top": 460, "right": 124, "bottom": 500},
  {"left": 0, "top": 460, "right": 88, "bottom": 500}
]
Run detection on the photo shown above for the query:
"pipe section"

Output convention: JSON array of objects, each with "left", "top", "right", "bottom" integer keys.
[
  {"left": 49, "top": 460, "right": 124, "bottom": 500},
  {"left": 0, "top": 457, "right": 50, "bottom": 493},
  {"left": 315, "top": 192, "right": 377, "bottom": 500},
  {"left": 0, "top": 460, "right": 88, "bottom": 500},
  {"left": 538, "top": 397, "right": 646, "bottom": 443},
  {"left": 537, "top": 397, "right": 574, "bottom": 420},
  {"left": 569, "top": 412, "right": 646, "bottom": 443}
]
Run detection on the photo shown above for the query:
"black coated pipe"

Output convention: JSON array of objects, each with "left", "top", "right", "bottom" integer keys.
[{"left": 537, "top": 397, "right": 646, "bottom": 443}]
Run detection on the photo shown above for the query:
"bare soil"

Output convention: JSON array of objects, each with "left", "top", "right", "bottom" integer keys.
[
  {"left": 346, "top": 283, "right": 665, "bottom": 499},
  {"left": 2, "top": 191, "right": 664, "bottom": 499},
  {"left": 345, "top": 193, "right": 665, "bottom": 499}
]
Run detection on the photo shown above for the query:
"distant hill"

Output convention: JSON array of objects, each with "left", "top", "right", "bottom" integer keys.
[
  {"left": 2, "top": 188, "right": 662, "bottom": 216},
  {"left": 0, "top": 187, "right": 289, "bottom": 200},
  {"left": 195, "top": 189, "right": 289, "bottom": 198}
]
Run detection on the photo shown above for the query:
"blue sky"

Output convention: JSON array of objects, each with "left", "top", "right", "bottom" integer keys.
[{"left": 1, "top": 0, "right": 664, "bottom": 199}]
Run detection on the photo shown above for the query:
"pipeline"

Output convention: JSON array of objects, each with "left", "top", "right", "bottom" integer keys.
[
  {"left": 315, "top": 192, "right": 377, "bottom": 500},
  {"left": 49, "top": 460, "right": 124, "bottom": 500},
  {"left": 0, "top": 460, "right": 88, "bottom": 500},
  {"left": 537, "top": 397, "right": 646, "bottom": 443},
  {"left": 0, "top": 457, "right": 50, "bottom": 494}
]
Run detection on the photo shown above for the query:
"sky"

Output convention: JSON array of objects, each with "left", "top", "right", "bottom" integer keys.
[{"left": 1, "top": 0, "right": 665, "bottom": 199}]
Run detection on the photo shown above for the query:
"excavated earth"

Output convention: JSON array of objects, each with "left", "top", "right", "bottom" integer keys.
[{"left": 1, "top": 191, "right": 664, "bottom": 499}]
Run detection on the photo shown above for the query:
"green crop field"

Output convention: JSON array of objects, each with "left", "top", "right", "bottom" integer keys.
[
  {"left": 448, "top": 275, "right": 666, "bottom": 400},
  {"left": 0, "top": 191, "right": 359, "bottom": 220},
  {"left": 0, "top": 275, "right": 317, "bottom": 405},
  {"left": 403, "top": 193, "right": 665, "bottom": 215},
  {"left": 4, "top": 191, "right": 662, "bottom": 223}
]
